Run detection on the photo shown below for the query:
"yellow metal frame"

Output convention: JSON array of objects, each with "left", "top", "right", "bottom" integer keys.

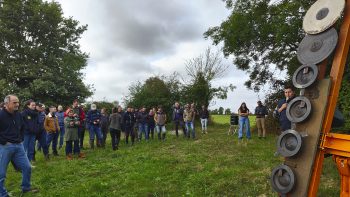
[{"left": 308, "top": 0, "right": 350, "bottom": 196}]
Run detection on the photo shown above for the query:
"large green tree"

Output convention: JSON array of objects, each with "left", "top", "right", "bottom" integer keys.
[
  {"left": 205, "top": 0, "right": 350, "bottom": 127},
  {"left": 0, "top": 0, "right": 92, "bottom": 106},
  {"left": 124, "top": 76, "right": 173, "bottom": 114},
  {"left": 204, "top": 0, "right": 313, "bottom": 91}
]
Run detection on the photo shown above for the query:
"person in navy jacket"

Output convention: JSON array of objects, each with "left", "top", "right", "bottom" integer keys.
[
  {"left": 21, "top": 100, "right": 39, "bottom": 162},
  {"left": 276, "top": 86, "right": 296, "bottom": 132},
  {"left": 86, "top": 104, "right": 102, "bottom": 149},
  {"left": 0, "top": 95, "right": 38, "bottom": 196}
]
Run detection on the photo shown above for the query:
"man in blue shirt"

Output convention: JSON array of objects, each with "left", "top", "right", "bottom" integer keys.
[
  {"left": 0, "top": 95, "right": 38, "bottom": 196},
  {"left": 277, "top": 86, "right": 295, "bottom": 132}
]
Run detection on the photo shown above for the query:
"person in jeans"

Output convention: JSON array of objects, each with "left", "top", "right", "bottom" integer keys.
[
  {"left": 35, "top": 103, "right": 49, "bottom": 160},
  {"left": 64, "top": 109, "right": 85, "bottom": 160},
  {"left": 137, "top": 107, "right": 149, "bottom": 141},
  {"left": 199, "top": 105, "right": 209, "bottom": 134},
  {"left": 109, "top": 107, "right": 122, "bottom": 150},
  {"left": 0, "top": 95, "right": 38, "bottom": 196},
  {"left": 238, "top": 102, "right": 251, "bottom": 140},
  {"left": 87, "top": 104, "right": 103, "bottom": 149},
  {"left": 183, "top": 104, "right": 195, "bottom": 139},
  {"left": 56, "top": 105, "right": 65, "bottom": 149},
  {"left": 255, "top": 101, "right": 268, "bottom": 138},
  {"left": 21, "top": 100, "right": 39, "bottom": 163},
  {"left": 172, "top": 102, "right": 186, "bottom": 137},
  {"left": 100, "top": 108, "right": 109, "bottom": 147},
  {"left": 154, "top": 106, "right": 167, "bottom": 141},
  {"left": 44, "top": 106, "right": 60, "bottom": 156},
  {"left": 148, "top": 108, "right": 155, "bottom": 139}
]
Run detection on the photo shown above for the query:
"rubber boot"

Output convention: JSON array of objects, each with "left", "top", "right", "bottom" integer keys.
[
  {"left": 44, "top": 154, "right": 49, "bottom": 161},
  {"left": 90, "top": 140, "right": 94, "bottom": 149}
]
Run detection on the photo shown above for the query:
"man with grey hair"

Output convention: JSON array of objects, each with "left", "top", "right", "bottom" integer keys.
[{"left": 0, "top": 95, "right": 38, "bottom": 196}]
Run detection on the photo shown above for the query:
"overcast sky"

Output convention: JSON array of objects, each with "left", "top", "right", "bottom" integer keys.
[{"left": 57, "top": 0, "right": 265, "bottom": 111}]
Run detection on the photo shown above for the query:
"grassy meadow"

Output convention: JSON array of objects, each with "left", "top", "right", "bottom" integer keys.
[{"left": 5, "top": 115, "right": 339, "bottom": 196}]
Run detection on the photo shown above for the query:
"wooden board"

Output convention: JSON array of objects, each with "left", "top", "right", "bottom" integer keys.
[{"left": 285, "top": 79, "right": 331, "bottom": 197}]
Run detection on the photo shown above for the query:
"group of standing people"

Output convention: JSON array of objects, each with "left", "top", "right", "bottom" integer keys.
[
  {"left": 103, "top": 102, "right": 210, "bottom": 150},
  {"left": 173, "top": 102, "right": 210, "bottom": 139},
  {"left": 0, "top": 93, "right": 213, "bottom": 196},
  {"left": 231, "top": 85, "right": 296, "bottom": 140},
  {"left": 0, "top": 92, "right": 287, "bottom": 196},
  {"left": 229, "top": 101, "right": 268, "bottom": 140}
]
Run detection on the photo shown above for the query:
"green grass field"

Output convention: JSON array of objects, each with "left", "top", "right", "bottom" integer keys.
[{"left": 5, "top": 115, "right": 339, "bottom": 196}]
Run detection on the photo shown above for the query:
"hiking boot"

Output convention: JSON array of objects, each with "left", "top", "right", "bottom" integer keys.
[
  {"left": 78, "top": 152, "right": 86, "bottom": 159},
  {"left": 66, "top": 154, "right": 73, "bottom": 161},
  {"left": 89, "top": 140, "right": 94, "bottom": 149}
]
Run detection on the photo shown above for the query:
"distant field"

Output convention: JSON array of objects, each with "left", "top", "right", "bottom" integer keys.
[{"left": 211, "top": 114, "right": 256, "bottom": 128}]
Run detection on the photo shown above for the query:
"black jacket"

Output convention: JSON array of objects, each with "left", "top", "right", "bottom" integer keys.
[
  {"left": 123, "top": 112, "right": 135, "bottom": 128},
  {"left": 199, "top": 109, "right": 209, "bottom": 119},
  {"left": 0, "top": 109, "right": 24, "bottom": 145},
  {"left": 21, "top": 108, "right": 39, "bottom": 134}
]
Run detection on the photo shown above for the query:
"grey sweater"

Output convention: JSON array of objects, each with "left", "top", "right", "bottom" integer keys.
[{"left": 109, "top": 113, "right": 122, "bottom": 130}]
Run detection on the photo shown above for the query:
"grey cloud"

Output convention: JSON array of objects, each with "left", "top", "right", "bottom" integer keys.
[{"left": 101, "top": 0, "right": 202, "bottom": 55}]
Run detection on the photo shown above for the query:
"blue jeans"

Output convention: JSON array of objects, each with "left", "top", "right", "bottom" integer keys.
[
  {"left": 148, "top": 124, "right": 155, "bottom": 139},
  {"left": 59, "top": 126, "right": 65, "bottom": 148},
  {"left": 65, "top": 140, "right": 80, "bottom": 155},
  {"left": 0, "top": 143, "right": 32, "bottom": 196},
  {"left": 238, "top": 116, "right": 251, "bottom": 139},
  {"left": 89, "top": 125, "right": 102, "bottom": 140},
  {"left": 46, "top": 132, "right": 59, "bottom": 153},
  {"left": 185, "top": 121, "right": 195, "bottom": 139},
  {"left": 23, "top": 134, "right": 36, "bottom": 161},
  {"left": 38, "top": 129, "right": 49, "bottom": 155},
  {"left": 138, "top": 123, "right": 149, "bottom": 140}
]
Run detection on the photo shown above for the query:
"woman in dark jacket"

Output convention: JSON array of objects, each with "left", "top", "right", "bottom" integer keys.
[{"left": 21, "top": 99, "right": 39, "bottom": 162}]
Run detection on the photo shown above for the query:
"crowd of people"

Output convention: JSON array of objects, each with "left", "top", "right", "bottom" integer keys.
[
  {"left": 0, "top": 95, "right": 213, "bottom": 196},
  {"left": 1, "top": 92, "right": 280, "bottom": 196}
]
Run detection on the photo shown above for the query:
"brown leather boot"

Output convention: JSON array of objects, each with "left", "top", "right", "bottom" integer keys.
[
  {"left": 66, "top": 154, "right": 73, "bottom": 160},
  {"left": 78, "top": 152, "right": 86, "bottom": 159}
]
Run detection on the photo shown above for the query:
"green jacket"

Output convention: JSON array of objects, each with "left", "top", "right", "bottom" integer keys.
[{"left": 64, "top": 116, "right": 79, "bottom": 141}]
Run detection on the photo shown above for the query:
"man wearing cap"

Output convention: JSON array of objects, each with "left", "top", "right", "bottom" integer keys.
[
  {"left": 255, "top": 101, "right": 268, "bottom": 138},
  {"left": 0, "top": 95, "right": 38, "bottom": 196},
  {"left": 86, "top": 104, "right": 103, "bottom": 149}
]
